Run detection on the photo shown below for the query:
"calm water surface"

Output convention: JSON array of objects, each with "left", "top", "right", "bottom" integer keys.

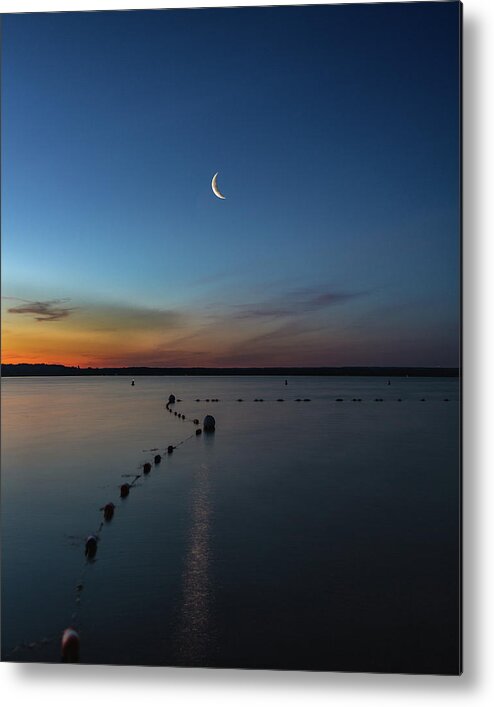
[{"left": 1, "top": 376, "right": 460, "bottom": 673}]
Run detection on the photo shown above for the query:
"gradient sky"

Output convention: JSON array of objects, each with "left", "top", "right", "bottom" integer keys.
[{"left": 1, "top": 2, "right": 461, "bottom": 368}]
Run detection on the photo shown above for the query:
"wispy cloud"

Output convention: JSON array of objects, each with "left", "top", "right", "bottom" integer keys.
[
  {"left": 6, "top": 298, "right": 76, "bottom": 322},
  {"left": 233, "top": 288, "right": 366, "bottom": 320}
]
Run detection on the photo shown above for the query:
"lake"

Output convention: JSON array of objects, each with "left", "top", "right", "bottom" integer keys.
[{"left": 1, "top": 375, "right": 460, "bottom": 673}]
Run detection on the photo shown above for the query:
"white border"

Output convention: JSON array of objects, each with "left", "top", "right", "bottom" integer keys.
[{"left": 2, "top": 1, "right": 493, "bottom": 705}]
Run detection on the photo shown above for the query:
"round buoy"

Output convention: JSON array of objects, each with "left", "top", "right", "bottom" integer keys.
[
  {"left": 277, "top": 398, "right": 284, "bottom": 402},
  {"left": 61, "top": 628, "right": 80, "bottom": 663},
  {"left": 420, "top": 398, "right": 426, "bottom": 402},
  {"left": 120, "top": 483, "right": 130, "bottom": 498},
  {"left": 397, "top": 398, "right": 402, "bottom": 402},
  {"left": 444, "top": 398, "right": 449, "bottom": 402},
  {"left": 237, "top": 399, "right": 243, "bottom": 402},
  {"left": 295, "top": 398, "right": 301, "bottom": 402},
  {"left": 174, "top": 411, "right": 178, "bottom": 416},
  {"left": 196, "top": 428, "right": 202, "bottom": 436},
  {"left": 143, "top": 462, "right": 152, "bottom": 474},
  {"left": 193, "top": 419, "right": 199, "bottom": 425},
  {"left": 195, "top": 399, "right": 200, "bottom": 402},
  {"left": 304, "top": 398, "right": 311, "bottom": 402},
  {"left": 336, "top": 398, "right": 343, "bottom": 402},
  {"left": 85, "top": 535, "right": 98, "bottom": 558},
  {"left": 168, "top": 394, "right": 176, "bottom": 404},
  {"left": 203, "top": 414, "right": 215, "bottom": 432},
  {"left": 167, "top": 445, "right": 174, "bottom": 454},
  {"left": 181, "top": 414, "right": 186, "bottom": 419},
  {"left": 154, "top": 454, "right": 162, "bottom": 464},
  {"left": 103, "top": 502, "right": 115, "bottom": 521}
]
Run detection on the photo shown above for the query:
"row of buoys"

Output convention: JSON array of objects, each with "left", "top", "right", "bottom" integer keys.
[
  {"left": 62, "top": 397, "right": 214, "bottom": 661},
  {"left": 194, "top": 398, "right": 220, "bottom": 402},
  {"left": 174, "top": 396, "right": 453, "bottom": 403}
]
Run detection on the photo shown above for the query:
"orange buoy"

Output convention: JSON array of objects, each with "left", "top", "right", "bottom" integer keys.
[
  {"left": 85, "top": 535, "right": 98, "bottom": 558},
  {"left": 61, "top": 627, "right": 80, "bottom": 663},
  {"left": 103, "top": 503, "right": 115, "bottom": 521}
]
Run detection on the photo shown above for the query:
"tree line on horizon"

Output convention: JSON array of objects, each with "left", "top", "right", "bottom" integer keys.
[{"left": 1, "top": 363, "right": 460, "bottom": 377}]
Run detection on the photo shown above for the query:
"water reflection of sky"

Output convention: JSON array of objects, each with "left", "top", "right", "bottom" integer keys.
[{"left": 2, "top": 376, "right": 460, "bottom": 672}]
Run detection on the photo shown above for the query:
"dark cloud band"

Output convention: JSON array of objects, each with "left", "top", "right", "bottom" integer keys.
[{"left": 7, "top": 299, "right": 75, "bottom": 322}]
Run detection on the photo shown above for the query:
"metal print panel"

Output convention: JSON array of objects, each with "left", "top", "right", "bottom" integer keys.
[{"left": 1, "top": 1, "right": 462, "bottom": 674}]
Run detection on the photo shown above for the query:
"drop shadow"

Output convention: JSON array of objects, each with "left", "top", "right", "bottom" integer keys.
[
  {"left": 461, "top": 10, "right": 481, "bottom": 691},
  {"left": 12, "top": 661, "right": 465, "bottom": 692}
]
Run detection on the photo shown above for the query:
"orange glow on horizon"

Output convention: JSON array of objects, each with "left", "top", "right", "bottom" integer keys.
[{"left": 1, "top": 299, "right": 360, "bottom": 368}]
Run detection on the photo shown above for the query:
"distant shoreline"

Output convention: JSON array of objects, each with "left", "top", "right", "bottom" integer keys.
[{"left": 1, "top": 364, "right": 460, "bottom": 378}]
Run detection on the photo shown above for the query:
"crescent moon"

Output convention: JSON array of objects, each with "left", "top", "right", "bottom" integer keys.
[{"left": 211, "top": 172, "right": 226, "bottom": 200}]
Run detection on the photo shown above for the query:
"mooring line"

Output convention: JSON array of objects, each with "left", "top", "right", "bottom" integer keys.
[{"left": 8, "top": 397, "right": 203, "bottom": 662}]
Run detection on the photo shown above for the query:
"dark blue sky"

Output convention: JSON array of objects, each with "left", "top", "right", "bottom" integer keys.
[{"left": 2, "top": 2, "right": 461, "bottom": 367}]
